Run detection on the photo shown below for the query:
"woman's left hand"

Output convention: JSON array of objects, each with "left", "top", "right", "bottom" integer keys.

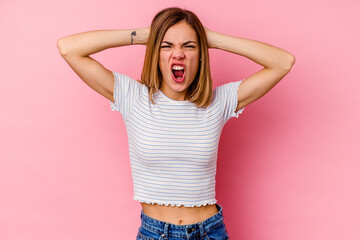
[{"left": 204, "top": 26, "right": 216, "bottom": 49}]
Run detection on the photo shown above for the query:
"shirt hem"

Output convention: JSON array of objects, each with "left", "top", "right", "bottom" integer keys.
[
  {"left": 133, "top": 196, "right": 217, "bottom": 207},
  {"left": 231, "top": 79, "right": 245, "bottom": 118}
]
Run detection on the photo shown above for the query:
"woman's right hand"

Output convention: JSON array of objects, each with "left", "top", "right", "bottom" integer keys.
[{"left": 134, "top": 26, "right": 150, "bottom": 45}]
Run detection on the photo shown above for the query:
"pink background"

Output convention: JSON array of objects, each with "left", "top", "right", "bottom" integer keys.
[{"left": 1, "top": 0, "right": 359, "bottom": 239}]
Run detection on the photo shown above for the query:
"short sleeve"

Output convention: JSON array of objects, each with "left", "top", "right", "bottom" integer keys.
[
  {"left": 214, "top": 79, "right": 245, "bottom": 122},
  {"left": 109, "top": 71, "right": 144, "bottom": 122}
]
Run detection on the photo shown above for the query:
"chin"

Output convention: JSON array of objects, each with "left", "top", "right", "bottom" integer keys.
[
  {"left": 168, "top": 78, "right": 187, "bottom": 89},
  {"left": 172, "top": 86, "right": 187, "bottom": 93}
]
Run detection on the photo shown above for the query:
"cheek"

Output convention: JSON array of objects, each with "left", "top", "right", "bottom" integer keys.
[
  {"left": 159, "top": 53, "right": 170, "bottom": 72},
  {"left": 189, "top": 57, "right": 200, "bottom": 75},
  {"left": 158, "top": 58, "right": 167, "bottom": 74}
]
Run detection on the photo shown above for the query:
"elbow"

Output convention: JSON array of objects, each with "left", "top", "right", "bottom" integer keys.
[
  {"left": 288, "top": 54, "right": 296, "bottom": 67},
  {"left": 270, "top": 53, "right": 296, "bottom": 72},
  {"left": 278, "top": 54, "right": 295, "bottom": 72},
  {"left": 284, "top": 54, "right": 296, "bottom": 71},
  {"left": 57, "top": 38, "right": 65, "bottom": 55},
  {"left": 57, "top": 38, "right": 69, "bottom": 56}
]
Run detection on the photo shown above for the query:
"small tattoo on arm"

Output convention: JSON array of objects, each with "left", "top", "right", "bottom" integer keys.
[{"left": 131, "top": 31, "right": 136, "bottom": 44}]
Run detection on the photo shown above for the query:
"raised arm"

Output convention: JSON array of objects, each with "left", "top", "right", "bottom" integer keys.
[
  {"left": 57, "top": 28, "right": 149, "bottom": 103},
  {"left": 205, "top": 28, "right": 295, "bottom": 111}
]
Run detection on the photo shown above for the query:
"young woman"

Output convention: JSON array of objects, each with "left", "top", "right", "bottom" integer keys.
[{"left": 58, "top": 7, "right": 295, "bottom": 240}]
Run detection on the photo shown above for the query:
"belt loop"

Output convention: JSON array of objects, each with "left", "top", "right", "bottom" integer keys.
[
  {"left": 198, "top": 222, "right": 206, "bottom": 239},
  {"left": 162, "top": 222, "right": 169, "bottom": 239}
]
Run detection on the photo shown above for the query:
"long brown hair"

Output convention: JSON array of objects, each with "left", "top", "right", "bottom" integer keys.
[{"left": 140, "top": 7, "right": 213, "bottom": 107}]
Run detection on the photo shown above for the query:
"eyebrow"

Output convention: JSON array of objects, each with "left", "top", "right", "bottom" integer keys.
[{"left": 161, "top": 41, "right": 197, "bottom": 45}]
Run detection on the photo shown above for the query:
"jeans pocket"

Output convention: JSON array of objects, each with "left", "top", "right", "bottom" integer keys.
[
  {"left": 204, "top": 232, "right": 211, "bottom": 240},
  {"left": 205, "top": 221, "right": 229, "bottom": 240},
  {"left": 137, "top": 231, "right": 155, "bottom": 240},
  {"left": 137, "top": 225, "right": 160, "bottom": 240}
]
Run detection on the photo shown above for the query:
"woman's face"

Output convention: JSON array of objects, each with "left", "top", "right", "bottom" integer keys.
[{"left": 159, "top": 21, "right": 200, "bottom": 101}]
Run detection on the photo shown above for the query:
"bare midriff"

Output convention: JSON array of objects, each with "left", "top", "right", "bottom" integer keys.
[{"left": 140, "top": 202, "right": 219, "bottom": 225}]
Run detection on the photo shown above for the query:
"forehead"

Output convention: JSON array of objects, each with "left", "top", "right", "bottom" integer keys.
[{"left": 162, "top": 21, "right": 198, "bottom": 43}]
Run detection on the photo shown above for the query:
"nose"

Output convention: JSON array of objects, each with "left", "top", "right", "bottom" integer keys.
[{"left": 172, "top": 47, "right": 185, "bottom": 60}]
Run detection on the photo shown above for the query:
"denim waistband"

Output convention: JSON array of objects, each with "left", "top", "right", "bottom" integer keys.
[{"left": 140, "top": 203, "right": 224, "bottom": 239}]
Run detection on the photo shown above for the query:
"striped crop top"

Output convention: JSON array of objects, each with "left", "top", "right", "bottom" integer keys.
[{"left": 109, "top": 71, "right": 245, "bottom": 207}]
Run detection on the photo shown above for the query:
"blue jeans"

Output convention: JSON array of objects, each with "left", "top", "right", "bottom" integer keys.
[{"left": 136, "top": 203, "right": 229, "bottom": 240}]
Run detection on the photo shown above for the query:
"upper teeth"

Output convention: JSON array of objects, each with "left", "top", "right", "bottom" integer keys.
[{"left": 172, "top": 65, "right": 184, "bottom": 70}]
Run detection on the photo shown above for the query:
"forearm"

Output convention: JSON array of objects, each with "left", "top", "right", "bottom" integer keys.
[
  {"left": 207, "top": 30, "right": 295, "bottom": 70},
  {"left": 57, "top": 28, "right": 149, "bottom": 57}
]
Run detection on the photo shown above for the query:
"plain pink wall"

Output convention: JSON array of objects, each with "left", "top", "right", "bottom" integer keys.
[{"left": 1, "top": 0, "right": 359, "bottom": 239}]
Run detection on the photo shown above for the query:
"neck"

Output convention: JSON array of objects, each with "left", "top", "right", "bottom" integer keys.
[{"left": 160, "top": 87, "right": 187, "bottom": 101}]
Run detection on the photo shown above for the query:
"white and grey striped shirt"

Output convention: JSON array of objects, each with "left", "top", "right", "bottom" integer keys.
[{"left": 110, "top": 71, "right": 245, "bottom": 207}]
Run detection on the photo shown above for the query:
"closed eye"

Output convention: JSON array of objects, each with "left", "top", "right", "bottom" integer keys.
[{"left": 160, "top": 45, "right": 196, "bottom": 49}]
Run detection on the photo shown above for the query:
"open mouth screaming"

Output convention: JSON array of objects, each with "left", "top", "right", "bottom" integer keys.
[{"left": 171, "top": 64, "right": 185, "bottom": 83}]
